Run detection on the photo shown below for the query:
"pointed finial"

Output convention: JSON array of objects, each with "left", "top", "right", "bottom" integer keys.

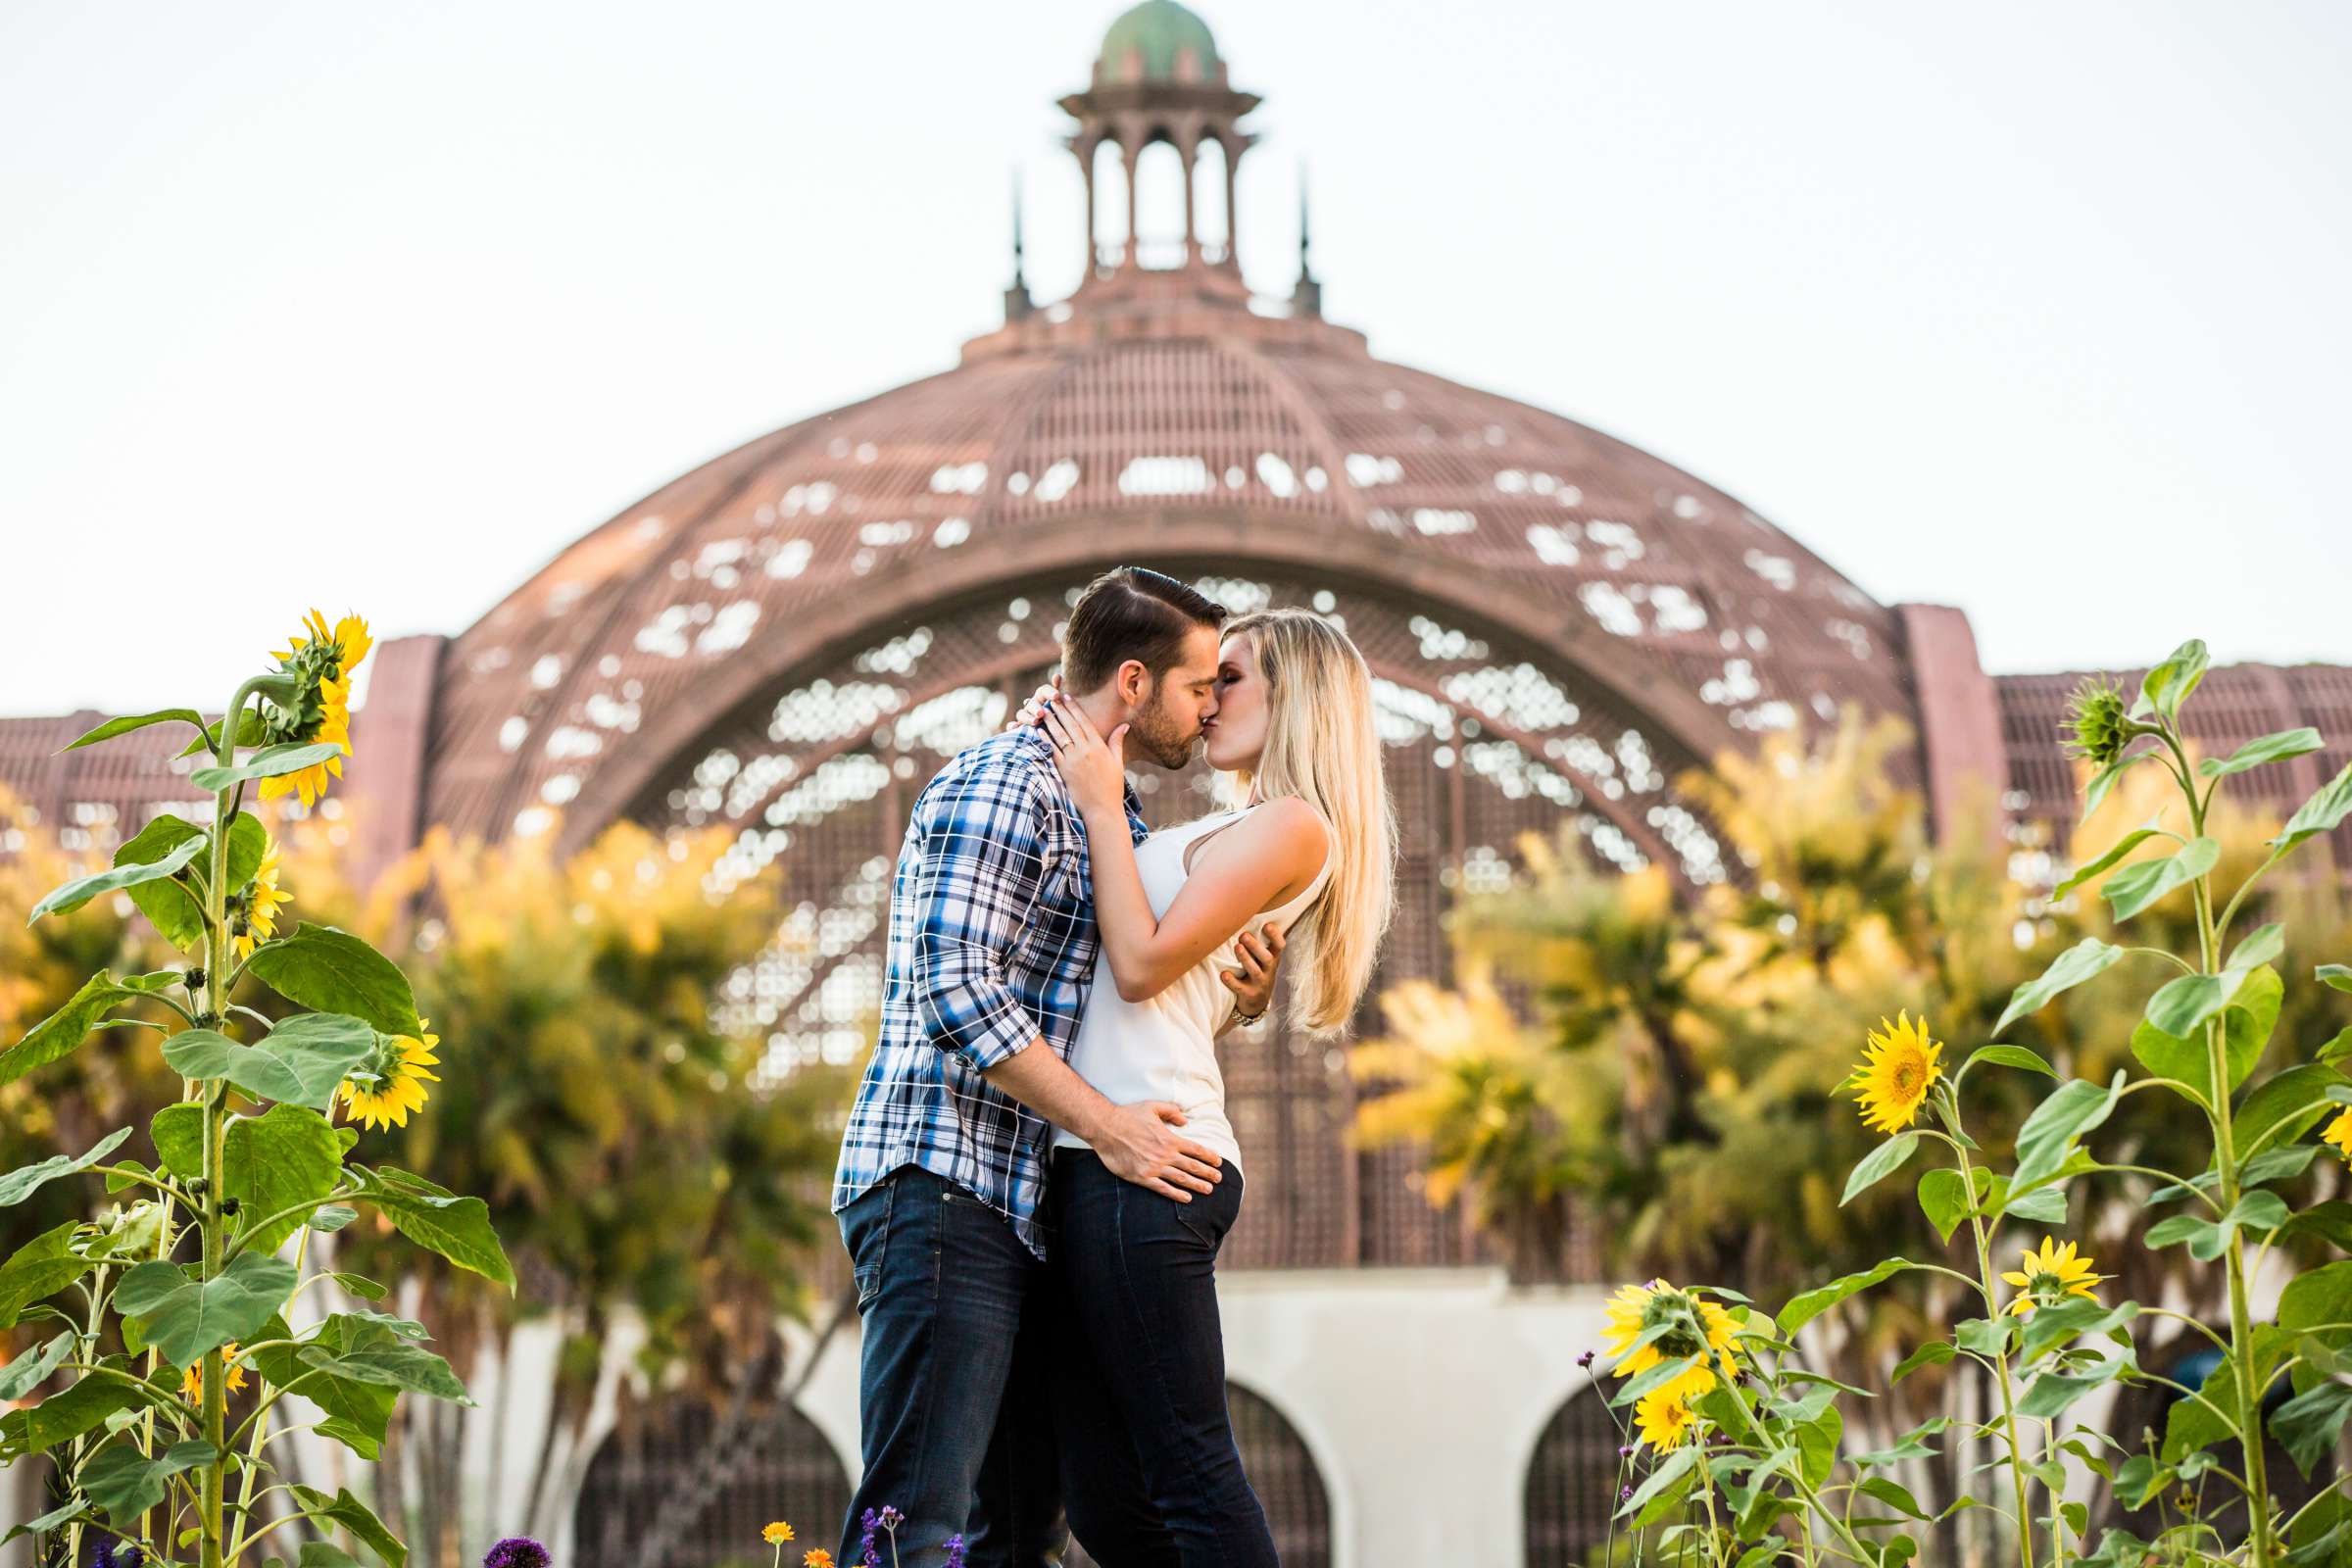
[
  {"left": 1012, "top": 166, "right": 1027, "bottom": 273},
  {"left": 1004, "top": 166, "right": 1034, "bottom": 323},
  {"left": 1298, "top": 162, "right": 1311, "bottom": 270},
  {"left": 1292, "top": 160, "right": 1321, "bottom": 318}
]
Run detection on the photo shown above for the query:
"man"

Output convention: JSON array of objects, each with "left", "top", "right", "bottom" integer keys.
[{"left": 832, "top": 566, "right": 1286, "bottom": 1566}]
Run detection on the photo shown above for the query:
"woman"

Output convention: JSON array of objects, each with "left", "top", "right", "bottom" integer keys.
[{"left": 1034, "top": 607, "right": 1396, "bottom": 1567}]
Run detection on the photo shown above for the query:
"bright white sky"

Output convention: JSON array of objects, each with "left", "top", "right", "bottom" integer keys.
[{"left": 2, "top": 0, "right": 2345, "bottom": 715}]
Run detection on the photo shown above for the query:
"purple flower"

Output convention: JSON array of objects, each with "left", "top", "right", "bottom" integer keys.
[
  {"left": 858, "top": 1507, "right": 881, "bottom": 1568},
  {"left": 878, "top": 1507, "right": 903, "bottom": 1532},
  {"left": 1577, "top": 1349, "right": 1596, "bottom": 1369},
  {"left": 94, "top": 1543, "right": 142, "bottom": 1568},
  {"left": 944, "top": 1536, "right": 968, "bottom": 1568},
  {"left": 1620, "top": 1485, "right": 1634, "bottom": 1500},
  {"left": 483, "top": 1541, "right": 550, "bottom": 1568},
  {"left": 1618, "top": 1444, "right": 1634, "bottom": 1457}
]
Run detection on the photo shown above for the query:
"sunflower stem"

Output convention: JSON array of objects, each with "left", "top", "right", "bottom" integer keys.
[
  {"left": 2177, "top": 739, "right": 2276, "bottom": 1568},
  {"left": 1953, "top": 1129, "right": 2036, "bottom": 1568},
  {"left": 199, "top": 755, "right": 234, "bottom": 1568}
]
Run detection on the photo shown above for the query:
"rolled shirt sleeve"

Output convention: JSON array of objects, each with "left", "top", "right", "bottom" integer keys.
[{"left": 909, "top": 755, "right": 1056, "bottom": 1072}]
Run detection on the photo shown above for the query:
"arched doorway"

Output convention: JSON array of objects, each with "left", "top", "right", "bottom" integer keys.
[
  {"left": 1524, "top": 1387, "right": 1630, "bottom": 1565},
  {"left": 572, "top": 1393, "right": 853, "bottom": 1568},
  {"left": 1060, "top": 1380, "right": 1334, "bottom": 1567}
]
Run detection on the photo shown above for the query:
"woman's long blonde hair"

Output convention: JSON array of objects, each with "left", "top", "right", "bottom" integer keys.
[{"left": 1218, "top": 609, "right": 1396, "bottom": 1036}]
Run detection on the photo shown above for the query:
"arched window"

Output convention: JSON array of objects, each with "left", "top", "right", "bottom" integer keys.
[
  {"left": 573, "top": 1391, "right": 852, "bottom": 1568},
  {"left": 1132, "top": 139, "right": 1187, "bottom": 268},
  {"left": 1190, "top": 136, "right": 1230, "bottom": 263},
  {"left": 1524, "top": 1387, "right": 1629, "bottom": 1565},
  {"left": 1091, "top": 139, "right": 1128, "bottom": 271},
  {"left": 1062, "top": 1381, "right": 1332, "bottom": 1567}
]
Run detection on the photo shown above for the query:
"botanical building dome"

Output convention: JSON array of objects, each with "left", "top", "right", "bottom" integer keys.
[{"left": 1096, "top": 0, "right": 1225, "bottom": 86}]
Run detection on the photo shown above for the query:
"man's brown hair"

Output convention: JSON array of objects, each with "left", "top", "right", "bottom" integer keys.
[{"left": 1061, "top": 567, "right": 1228, "bottom": 693}]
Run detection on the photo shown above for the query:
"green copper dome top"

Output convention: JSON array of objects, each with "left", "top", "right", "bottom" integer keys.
[{"left": 1097, "top": 0, "right": 1222, "bottom": 86}]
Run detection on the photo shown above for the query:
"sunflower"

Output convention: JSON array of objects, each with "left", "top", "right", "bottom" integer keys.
[
  {"left": 2060, "top": 676, "right": 2134, "bottom": 767},
  {"left": 762, "top": 1524, "right": 794, "bottom": 1545},
  {"left": 180, "top": 1344, "right": 250, "bottom": 1403},
  {"left": 2002, "top": 1237, "right": 2103, "bottom": 1317},
  {"left": 1601, "top": 1279, "right": 1742, "bottom": 1401},
  {"left": 1635, "top": 1386, "right": 1698, "bottom": 1450},
  {"left": 234, "top": 842, "right": 287, "bottom": 961},
  {"left": 259, "top": 611, "right": 373, "bottom": 808},
  {"left": 1850, "top": 1011, "right": 1943, "bottom": 1135},
  {"left": 338, "top": 1019, "right": 441, "bottom": 1131},
  {"left": 2325, "top": 1109, "right": 2352, "bottom": 1166}
]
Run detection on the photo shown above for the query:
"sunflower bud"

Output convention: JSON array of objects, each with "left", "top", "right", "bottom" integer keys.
[
  {"left": 2060, "top": 676, "right": 2134, "bottom": 766},
  {"left": 184, "top": 968, "right": 206, "bottom": 991}
]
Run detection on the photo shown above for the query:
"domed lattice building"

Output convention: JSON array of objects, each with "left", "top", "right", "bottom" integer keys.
[{"left": 7, "top": 6, "right": 2349, "bottom": 1564}]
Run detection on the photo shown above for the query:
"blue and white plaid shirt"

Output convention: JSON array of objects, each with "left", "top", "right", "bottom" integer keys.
[{"left": 831, "top": 723, "right": 1148, "bottom": 1259}]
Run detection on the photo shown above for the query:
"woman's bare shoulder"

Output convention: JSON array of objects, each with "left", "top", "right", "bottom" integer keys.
[{"left": 1225, "top": 796, "right": 1328, "bottom": 866}]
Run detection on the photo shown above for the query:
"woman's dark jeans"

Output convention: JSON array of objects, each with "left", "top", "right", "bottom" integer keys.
[{"left": 1047, "top": 1149, "right": 1279, "bottom": 1568}]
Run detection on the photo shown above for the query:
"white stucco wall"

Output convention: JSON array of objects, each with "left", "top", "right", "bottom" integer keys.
[{"left": 791, "top": 1265, "right": 1616, "bottom": 1568}]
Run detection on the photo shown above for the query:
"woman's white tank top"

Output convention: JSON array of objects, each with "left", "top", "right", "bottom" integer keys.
[{"left": 1051, "top": 804, "right": 1333, "bottom": 1174}]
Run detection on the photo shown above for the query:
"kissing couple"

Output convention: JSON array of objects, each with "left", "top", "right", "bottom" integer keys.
[{"left": 829, "top": 567, "right": 1396, "bottom": 1565}]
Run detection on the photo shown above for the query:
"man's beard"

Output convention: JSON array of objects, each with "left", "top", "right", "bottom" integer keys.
[{"left": 1126, "top": 703, "right": 1200, "bottom": 770}]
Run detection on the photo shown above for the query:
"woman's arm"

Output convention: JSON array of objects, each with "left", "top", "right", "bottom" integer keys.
[{"left": 1044, "top": 701, "right": 1324, "bottom": 1004}]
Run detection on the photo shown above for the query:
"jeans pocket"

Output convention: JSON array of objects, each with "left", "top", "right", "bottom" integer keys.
[
  {"left": 842, "top": 1174, "right": 899, "bottom": 1309},
  {"left": 1174, "top": 1170, "right": 1243, "bottom": 1250}
]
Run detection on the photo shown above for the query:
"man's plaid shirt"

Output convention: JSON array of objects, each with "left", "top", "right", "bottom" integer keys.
[{"left": 831, "top": 723, "right": 1148, "bottom": 1259}]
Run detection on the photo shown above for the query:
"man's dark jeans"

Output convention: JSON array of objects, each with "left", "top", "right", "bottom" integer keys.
[
  {"left": 837, "top": 1165, "right": 1063, "bottom": 1568},
  {"left": 1047, "top": 1150, "right": 1278, "bottom": 1568}
]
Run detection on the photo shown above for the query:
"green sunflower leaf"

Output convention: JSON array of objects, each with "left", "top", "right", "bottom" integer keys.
[
  {"left": 162, "top": 1014, "right": 375, "bottom": 1111},
  {"left": 83, "top": 1437, "right": 218, "bottom": 1521},
  {"left": 0, "top": 1222, "right": 92, "bottom": 1330},
  {"left": 2271, "top": 1381, "right": 2352, "bottom": 1479},
  {"left": 227, "top": 1103, "right": 346, "bottom": 1253},
  {"left": 1779, "top": 1257, "right": 1916, "bottom": 1334},
  {"left": 0, "top": 963, "right": 138, "bottom": 1086},
  {"left": 2200, "top": 727, "right": 2325, "bottom": 778},
  {"left": 0, "top": 1127, "right": 133, "bottom": 1207},
  {"left": 248, "top": 1314, "right": 398, "bottom": 1461},
  {"left": 1957, "top": 1045, "right": 2057, "bottom": 1083},
  {"left": 2131, "top": 964, "right": 2281, "bottom": 1104},
  {"left": 0, "top": 1330, "right": 75, "bottom": 1401},
  {"left": 64, "top": 709, "right": 210, "bottom": 752},
  {"left": 2272, "top": 762, "right": 2352, "bottom": 857},
  {"left": 2102, "top": 836, "right": 2219, "bottom": 921},
  {"left": 28, "top": 834, "right": 205, "bottom": 924},
  {"left": 2230, "top": 1065, "right": 2350, "bottom": 1172},
  {"left": 113, "top": 815, "right": 210, "bottom": 948},
  {"left": 0, "top": 1371, "right": 140, "bottom": 1459},
  {"left": 1840, "top": 1134, "right": 1921, "bottom": 1207},
  {"left": 2012, "top": 1073, "right": 2127, "bottom": 1193},
  {"left": 0, "top": 1497, "right": 88, "bottom": 1545},
  {"left": 297, "top": 1340, "right": 472, "bottom": 1404},
  {"left": 114, "top": 1252, "right": 297, "bottom": 1366},
  {"left": 1994, "top": 939, "right": 2125, "bottom": 1039},
  {"left": 244, "top": 924, "right": 421, "bottom": 1037},
  {"left": 187, "top": 741, "right": 343, "bottom": 793},
  {"left": 289, "top": 1487, "right": 406, "bottom": 1568},
  {"left": 354, "top": 1172, "right": 515, "bottom": 1292},
  {"left": 2137, "top": 639, "right": 2210, "bottom": 722}
]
